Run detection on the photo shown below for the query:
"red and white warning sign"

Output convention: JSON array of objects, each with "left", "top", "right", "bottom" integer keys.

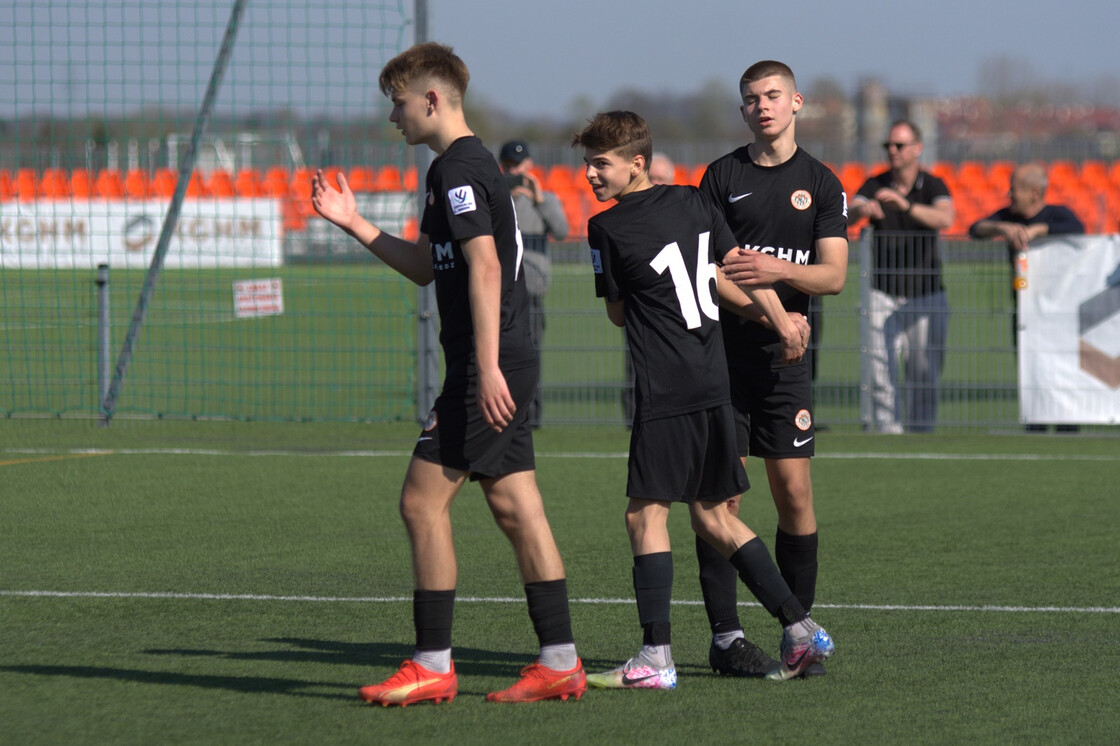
[{"left": 233, "top": 278, "right": 284, "bottom": 318}]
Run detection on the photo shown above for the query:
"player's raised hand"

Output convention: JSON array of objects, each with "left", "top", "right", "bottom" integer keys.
[{"left": 311, "top": 169, "right": 358, "bottom": 230}]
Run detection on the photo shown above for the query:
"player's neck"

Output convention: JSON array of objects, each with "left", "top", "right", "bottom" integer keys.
[
  {"left": 428, "top": 118, "right": 474, "bottom": 155},
  {"left": 616, "top": 173, "right": 653, "bottom": 201},
  {"left": 748, "top": 136, "right": 797, "bottom": 167}
]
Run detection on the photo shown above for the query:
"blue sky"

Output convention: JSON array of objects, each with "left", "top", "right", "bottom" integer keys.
[
  {"left": 2, "top": 0, "right": 1116, "bottom": 120},
  {"left": 429, "top": 0, "right": 1120, "bottom": 118}
]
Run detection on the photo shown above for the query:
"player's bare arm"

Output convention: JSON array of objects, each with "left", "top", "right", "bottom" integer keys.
[
  {"left": 461, "top": 235, "right": 515, "bottom": 432},
  {"left": 715, "top": 273, "right": 805, "bottom": 364},
  {"left": 311, "top": 169, "right": 435, "bottom": 285},
  {"left": 721, "top": 237, "right": 847, "bottom": 297}
]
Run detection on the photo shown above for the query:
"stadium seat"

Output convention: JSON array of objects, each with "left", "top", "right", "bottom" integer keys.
[
  {"left": 150, "top": 169, "right": 178, "bottom": 198},
  {"left": 206, "top": 169, "right": 236, "bottom": 197},
  {"left": 16, "top": 168, "right": 39, "bottom": 200},
  {"left": 346, "top": 166, "right": 376, "bottom": 192},
  {"left": 289, "top": 167, "right": 315, "bottom": 200},
  {"left": 374, "top": 164, "right": 403, "bottom": 191},
  {"left": 93, "top": 169, "right": 125, "bottom": 199},
  {"left": 0, "top": 169, "right": 14, "bottom": 200},
  {"left": 262, "top": 167, "right": 291, "bottom": 198},
  {"left": 70, "top": 168, "right": 94, "bottom": 198},
  {"left": 403, "top": 166, "right": 419, "bottom": 191},
  {"left": 233, "top": 169, "right": 264, "bottom": 197},
  {"left": 40, "top": 168, "right": 71, "bottom": 199},
  {"left": 124, "top": 169, "right": 151, "bottom": 199},
  {"left": 183, "top": 171, "right": 209, "bottom": 197}
]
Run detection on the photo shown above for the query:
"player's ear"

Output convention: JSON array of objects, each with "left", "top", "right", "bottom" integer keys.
[
  {"left": 631, "top": 154, "right": 646, "bottom": 177},
  {"left": 792, "top": 91, "right": 803, "bottom": 114}
]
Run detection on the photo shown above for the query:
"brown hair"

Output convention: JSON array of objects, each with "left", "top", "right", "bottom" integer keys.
[
  {"left": 740, "top": 60, "right": 797, "bottom": 96},
  {"left": 379, "top": 42, "right": 470, "bottom": 104},
  {"left": 570, "top": 111, "right": 653, "bottom": 166}
]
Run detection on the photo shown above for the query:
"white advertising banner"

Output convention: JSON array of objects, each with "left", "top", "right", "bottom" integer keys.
[
  {"left": 1019, "top": 234, "right": 1120, "bottom": 425},
  {"left": 0, "top": 198, "right": 282, "bottom": 268}
]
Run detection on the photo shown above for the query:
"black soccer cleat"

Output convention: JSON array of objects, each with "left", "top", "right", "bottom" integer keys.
[{"left": 709, "top": 637, "right": 779, "bottom": 678}]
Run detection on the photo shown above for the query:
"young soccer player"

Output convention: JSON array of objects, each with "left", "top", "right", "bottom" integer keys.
[
  {"left": 572, "top": 110, "right": 834, "bottom": 688},
  {"left": 698, "top": 60, "right": 849, "bottom": 678},
  {"left": 311, "top": 42, "right": 585, "bottom": 706}
]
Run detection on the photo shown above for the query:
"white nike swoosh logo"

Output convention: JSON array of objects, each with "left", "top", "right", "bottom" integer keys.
[
  {"left": 417, "top": 436, "right": 433, "bottom": 442},
  {"left": 728, "top": 192, "right": 753, "bottom": 203},
  {"left": 793, "top": 436, "right": 814, "bottom": 447}
]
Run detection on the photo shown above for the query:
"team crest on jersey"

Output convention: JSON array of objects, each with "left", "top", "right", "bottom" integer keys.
[
  {"left": 448, "top": 185, "right": 477, "bottom": 215},
  {"left": 790, "top": 190, "right": 812, "bottom": 211},
  {"left": 423, "top": 409, "right": 438, "bottom": 432},
  {"left": 427, "top": 190, "right": 434, "bottom": 206},
  {"left": 794, "top": 408, "right": 812, "bottom": 431}
]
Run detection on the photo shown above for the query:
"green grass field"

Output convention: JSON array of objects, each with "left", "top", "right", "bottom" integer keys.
[
  {"left": 2, "top": 240, "right": 1037, "bottom": 431},
  {"left": 2, "top": 420, "right": 1117, "bottom": 745}
]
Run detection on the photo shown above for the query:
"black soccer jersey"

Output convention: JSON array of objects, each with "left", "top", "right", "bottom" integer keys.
[
  {"left": 856, "top": 169, "right": 951, "bottom": 298},
  {"left": 421, "top": 136, "right": 535, "bottom": 373},
  {"left": 700, "top": 146, "right": 848, "bottom": 364},
  {"left": 590, "top": 185, "right": 736, "bottom": 422}
]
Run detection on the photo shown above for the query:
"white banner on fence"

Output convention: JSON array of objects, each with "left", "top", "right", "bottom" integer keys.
[
  {"left": 1019, "top": 234, "right": 1120, "bottom": 425},
  {"left": 0, "top": 199, "right": 282, "bottom": 268}
]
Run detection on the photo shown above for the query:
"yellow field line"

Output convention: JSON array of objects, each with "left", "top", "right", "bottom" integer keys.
[{"left": 0, "top": 451, "right": 113, "bottom": 467}]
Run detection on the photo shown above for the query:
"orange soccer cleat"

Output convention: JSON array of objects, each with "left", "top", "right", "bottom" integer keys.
[
  {"left": 485, "top": 659, "right": 587, "bottom": 703},
  {"left": 359, "top": 659, "right": 458, "bottom": 707}
]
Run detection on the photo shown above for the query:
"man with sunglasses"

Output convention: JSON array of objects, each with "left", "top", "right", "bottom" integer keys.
[{"left": 848, "top": 120, "right": 955, "bottom": 433}]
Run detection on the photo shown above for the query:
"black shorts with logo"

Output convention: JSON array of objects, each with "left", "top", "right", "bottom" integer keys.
[
  {"left": 626, "top": 404, "right": 749, "bottom": 503},
  {"left": 412, "top": 362, "right": 537, "bottom": 481},
  {"left": 730, "top": 357, "right": 815, "bottom": 460}
]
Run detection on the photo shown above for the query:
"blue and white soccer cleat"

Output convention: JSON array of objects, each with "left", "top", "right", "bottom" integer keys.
[{"left": 766, "top": 620, "right": 835, "bottom": 681}]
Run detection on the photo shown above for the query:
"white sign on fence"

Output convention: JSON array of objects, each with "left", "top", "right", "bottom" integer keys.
[
  {"left": 1019, "top": 234, "right": 1120, "bottom": 425},
  {"left": 0, "top": 199, "right": 282, "bottom": 268},
  {"left": 233, "top": 278, "right": 284, "bottom": 318}
]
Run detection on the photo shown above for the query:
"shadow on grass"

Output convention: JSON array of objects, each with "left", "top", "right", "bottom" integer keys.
[
  {"left": 0, "top": 663, "right": 355, "bottom": 700},
  {"left": 3, "top": 638, "right": 632, "bottom": 699},
  {"left": 144, "top": 637, "right": 628, "bottom": 675}
]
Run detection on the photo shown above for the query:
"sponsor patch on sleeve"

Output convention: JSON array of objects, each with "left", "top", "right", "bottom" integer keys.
[
  {"left": 590, "top": 248, "right": 603, "bottom": 274},
  {"left": 448, "top": 185, "right": 477, "bottom": 215}
]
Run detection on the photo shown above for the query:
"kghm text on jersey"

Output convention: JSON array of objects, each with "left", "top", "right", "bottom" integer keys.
[{"left": 742, "top": 245, "right": 811, "bottom": 265}]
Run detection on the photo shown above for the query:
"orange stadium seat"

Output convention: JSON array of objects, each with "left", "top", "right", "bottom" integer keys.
[
  {"left": 403, "top": 166, "right": 419, "bottom": 192},
  {"left": 289, "top": 167, "right": 315, "bottom": 200},
  {"left": 16, "top": 168, "right": 39, "bottom": 200},
  {"left": 124, "top": 169, "right": 151, "bottom": 199},
  {"left": 0, "top": 169, "right": 15, "bottom": 200},
  {"left": 183, "top": 172, "right": 209, "bottom": 197},
  {"left": 374, "top": 165, "right": 403, "bottom": 191},
  {"left": 233, "top": 169, "right": 264, "bottom": 197},
  {"left": 40, "top": 168, "right": 71, "bottom": 199},
  {"left": 70, "top": 168, "right": 93, "bottom": 198},
  {"left": 262, "top": 167, "right": 291, "bottom": 198},
  {"left": 150, "top": 168, "right": 178, "bottom": 198},
  {"left": 206, "top": 169, "right": 236, "bottom": 197},
  {"left": 94, "top": 169, "right": 124, "bottom": 199},
  {"left": 346, "top": 166, "right": 376, "bottom": 192}
]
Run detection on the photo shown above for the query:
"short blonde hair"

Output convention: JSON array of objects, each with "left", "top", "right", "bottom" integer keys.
[{"left": 379, "top": 42, "right": 470, "bottom": 104}]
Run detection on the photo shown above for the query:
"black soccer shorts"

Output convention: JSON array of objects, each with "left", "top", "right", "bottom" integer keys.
[
  {"left": 412, "top": 362, "right": 537, "bottom": 480},
  {"left": 626, "top": 404, "right": 749, "bottom": 503},
  {"left": 730, "top": 358, "right": 815, "bottom": 460}
]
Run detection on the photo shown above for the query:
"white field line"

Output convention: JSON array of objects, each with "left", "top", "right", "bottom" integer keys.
[
  {"left": 1, "top": 589, "right": 1116, "bottom": 614},
  {"left": 1, "top": 448, "right": 1118, "bottom": 462}
]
